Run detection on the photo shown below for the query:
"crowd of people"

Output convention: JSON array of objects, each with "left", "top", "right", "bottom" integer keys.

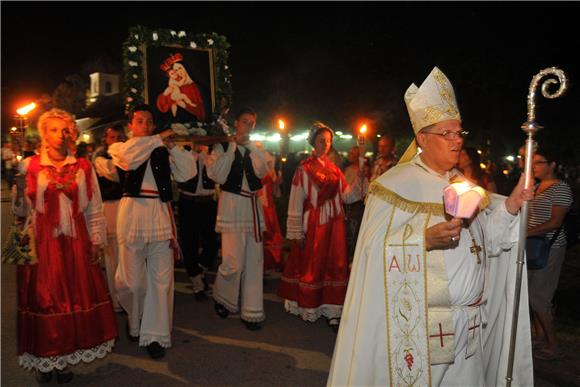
[{"left": 2, "top": 66, "right": 578, "bottom": 386}]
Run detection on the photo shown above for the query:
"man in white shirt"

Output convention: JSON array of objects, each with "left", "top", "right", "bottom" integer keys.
[
  {"left": 109, "top": 104, "right": 195, "bottom": 359},
  {"left": 206, "top": 107, "right": 274, "bottom": 331}
]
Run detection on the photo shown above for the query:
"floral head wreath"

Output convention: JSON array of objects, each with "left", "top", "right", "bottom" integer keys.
[{"left": 307, "top": 121, "right": 334, "bottom": 147}]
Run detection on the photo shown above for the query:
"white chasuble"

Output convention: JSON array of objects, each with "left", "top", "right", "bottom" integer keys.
[{"left": 328, "top": 156, "right": 533, "bottom": 387}]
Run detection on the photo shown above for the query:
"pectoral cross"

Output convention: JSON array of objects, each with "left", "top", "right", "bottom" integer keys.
[{"left": 470, "top": 237, "right": 482, "bottom": 264}]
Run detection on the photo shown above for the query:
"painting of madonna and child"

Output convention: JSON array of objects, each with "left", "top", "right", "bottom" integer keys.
[{"left": 145, "top": 45, "right": 216, "bottom": 131}]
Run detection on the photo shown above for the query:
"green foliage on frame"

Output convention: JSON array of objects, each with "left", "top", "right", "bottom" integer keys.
[{"left": 122, "top": 25, "right": 232, "bottom": 121}]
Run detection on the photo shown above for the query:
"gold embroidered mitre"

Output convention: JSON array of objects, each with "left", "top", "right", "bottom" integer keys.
[{"left": 400, "top": 67, "right": 462, "bottom": 163}]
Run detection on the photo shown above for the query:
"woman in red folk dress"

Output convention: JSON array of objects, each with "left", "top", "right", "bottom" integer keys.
[
  {"left": 277, "top": 122, "right": 367, "bottom": 332},
  {"left": 18, "top": 109, "right": 117, "bottom": 384}
]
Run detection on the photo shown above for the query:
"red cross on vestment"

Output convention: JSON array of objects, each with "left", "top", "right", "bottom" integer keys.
[
  {"left": 468, "top": 319, "right": 481, "bottom": 340},
  {"left": 429, "top": 323, "right": 454, "bottom": 348}
]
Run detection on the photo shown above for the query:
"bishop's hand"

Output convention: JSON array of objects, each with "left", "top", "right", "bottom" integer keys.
[{"left": 426, "top": 218, "right": 462, "bottom": 251}]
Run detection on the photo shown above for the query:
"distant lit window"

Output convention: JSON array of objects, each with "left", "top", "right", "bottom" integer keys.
[{"left": 105, "top": 81, "right": 112, "bottom": 94}]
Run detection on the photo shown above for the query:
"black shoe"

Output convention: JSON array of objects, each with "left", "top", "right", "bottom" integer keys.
[
  {"left": 194, "top": 291, "right": 209, "bottom": 301},
  {"left": 56, "top": 369, "right": 74, "bottom": 384},
  {"left": 242, "top": 320, "right": 262, "bottom": 331},
  {"left": 126, "top": 321, "right": 139, "bottom": 342},
  {"left": 214, "top": 301, "right": 229, "bottom": 319},
  {"left": 146, "top": 341, "right": 166, "bottom": 359},
  {"left": 35, "top": 370, "right": 53, "bottom": 383}
]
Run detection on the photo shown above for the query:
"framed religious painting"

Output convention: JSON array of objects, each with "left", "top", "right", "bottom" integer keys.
[{"left": 123, "top": 26, "right": 232, "bottom": 140}]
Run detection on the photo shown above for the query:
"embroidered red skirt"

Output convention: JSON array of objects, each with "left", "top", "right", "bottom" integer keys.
[
  {"left": 278, "top": 213, "right": 349, "bottom": 308},
  {"left": 17, "top": 216, "right": 117, "bottom": 358}
]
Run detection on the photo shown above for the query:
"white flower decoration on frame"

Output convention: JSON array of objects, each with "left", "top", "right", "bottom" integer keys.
[
  {"left": 134, "top": 34, "right": 139, "bottom": 40},
  {"left": 132, "top": 74, "right": 138, "bottom": 79},
  {"left": 130, "top": 88, "right": 138, "bottom": 93},
  {"left": 178, "top": 31, "right": 186, "bottom": 37},
  {"left": 190, "top": 41, "right": 197, "bottom": 48},
  {"left": 152, "top": 32, "right": 158, "bottom": 41},
  {"left": 128, "top": 46, "right": 137, "bottom": 53},
  {"left": 207, "top": 38, "right": 214, "bottom": 45},
  {"left": 128, "top": 61, "right": 138, "bottom": 67},
  {"left": 225, "top": 65, "right": 229, "bottom": 70},
  {"left": 170, "top": 30, "right": 177, "bottom": 36}
]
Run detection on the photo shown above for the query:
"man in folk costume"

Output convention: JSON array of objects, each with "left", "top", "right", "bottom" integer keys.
[
  {"left": 109, "top": 104, "right": 195, "bottom": 359},
  {"left": 206, "top": 107, "right": 274, "bottom": 331},
  {"left": 328, "top": 67, "right": 534, "bottom": 386},
  {"left": 92, "top": 124, "right": 127, "bottom": 312}
]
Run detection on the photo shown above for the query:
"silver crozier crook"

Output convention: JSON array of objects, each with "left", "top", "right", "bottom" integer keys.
[{"left": 505, "top": 67, "right": 568, "bottom": 387}]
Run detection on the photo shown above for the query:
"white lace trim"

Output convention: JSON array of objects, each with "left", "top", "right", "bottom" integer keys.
[
  {"left": 284, "top": 300, "right": 342, "bottom": 322},
  {"left": 19, "top": 339, "right": 115, "bottom": 372},
  {"left": 139, "top": 334, "right": 171, "bottom": 348}
]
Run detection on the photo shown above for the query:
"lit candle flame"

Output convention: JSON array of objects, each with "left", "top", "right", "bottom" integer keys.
[
  {"left": 359, "top": 124, "right": 367, "bottom": 135},
  {"left": 278, "top": 119, "right": 285, "bottom": 130},
  {"left": 16, "top": 102, "right": 37, "bottom": 116}
]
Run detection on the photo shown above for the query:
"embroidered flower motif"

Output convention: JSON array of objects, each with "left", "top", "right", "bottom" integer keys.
[{"left": 404, "top": 349, "right": 414, "bottom": 371}]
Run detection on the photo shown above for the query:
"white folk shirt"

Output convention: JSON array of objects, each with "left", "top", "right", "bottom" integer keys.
[
  {"left": 286, "top": 157, "right": 368, "bottom": 240},
  {"left": 109, "top": 135, "right": 195, "bottom": 243},
  {"left": 206, "top": 141, "right": 273, "bottom": 234}
]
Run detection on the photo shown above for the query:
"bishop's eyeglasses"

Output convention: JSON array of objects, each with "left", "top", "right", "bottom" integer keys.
[{"left": 422, "top": 130, "right": 469, "bottom": 140}]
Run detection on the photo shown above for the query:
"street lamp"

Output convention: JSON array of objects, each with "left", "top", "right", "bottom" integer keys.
[{"left": 13, "top": 102, "right": 37, "bottom": 150}]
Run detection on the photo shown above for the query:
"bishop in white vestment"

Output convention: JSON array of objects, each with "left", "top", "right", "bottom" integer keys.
[{"left": 328, "top": 67, "right": 534, "bottom": 386}]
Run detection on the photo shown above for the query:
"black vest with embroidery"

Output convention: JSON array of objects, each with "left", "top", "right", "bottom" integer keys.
[
  {"left": 122, "top": 146, "right": 172, "bottom": 202},
  {"left": 178, "top": 157, "right": 215, "bottom": 193},
  {"left": 95, "top": 150, "right": 126, "bottom": 201},
  {"left": 219, "top": 142, "right": 263, "bottom": 194}
]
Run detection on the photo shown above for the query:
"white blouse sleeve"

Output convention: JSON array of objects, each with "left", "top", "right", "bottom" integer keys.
[
  {"left": 340, "top": 170, "right": 369, "bottom": 204},
  {"left": 84, "top": 166, "right": 107, "bottom": 247},
  {"left": 169, "top": 145, "right": 196, "bottom": 182},
  {"left": 246, "top": 143, "right": 275, "bottom": 179},
  {"left": 109, "top": 135, "right": 164, "bottom": 171},
  {"left": 206, "top": 142, "right": 236, "bottom": 184},
  {"left": 94, "top": 156, "right": 119, "bottom": 182},
  {"left": 286, "top": 166, "right": 307, "bottom": 240}
]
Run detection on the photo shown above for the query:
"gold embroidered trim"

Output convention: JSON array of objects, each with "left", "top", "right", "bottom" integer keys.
[{"left": 369, "top": 181, "right": 445, "bottom": 216}]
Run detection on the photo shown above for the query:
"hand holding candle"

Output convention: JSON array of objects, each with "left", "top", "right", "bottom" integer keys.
[{"left": 443, "top": 180, "right": 485, "bottom": 219}]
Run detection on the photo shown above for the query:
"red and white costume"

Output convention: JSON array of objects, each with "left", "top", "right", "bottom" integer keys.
[
  {"left": 278, "top": 155, "right": 366, "bottom": 322},
  {"left": 18, "top": 152, "right": 116, "bottom": 372}
]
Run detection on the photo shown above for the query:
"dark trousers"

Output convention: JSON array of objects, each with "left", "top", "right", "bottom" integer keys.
[
  {"left": 344, "top": 200, "right": 365, "bottom": 262},
  {"left": 178, "top": 194, "right": 218, "bottom": 277}
]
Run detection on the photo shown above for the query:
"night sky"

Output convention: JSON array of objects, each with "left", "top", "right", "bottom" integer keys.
[{"left": 2, "top": 2, "right": 579, "bottom": 161}]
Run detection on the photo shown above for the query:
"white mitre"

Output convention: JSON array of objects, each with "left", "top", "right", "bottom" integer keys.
[{"left": 399, "top": 66, "right": 462, "bottom": 163}]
